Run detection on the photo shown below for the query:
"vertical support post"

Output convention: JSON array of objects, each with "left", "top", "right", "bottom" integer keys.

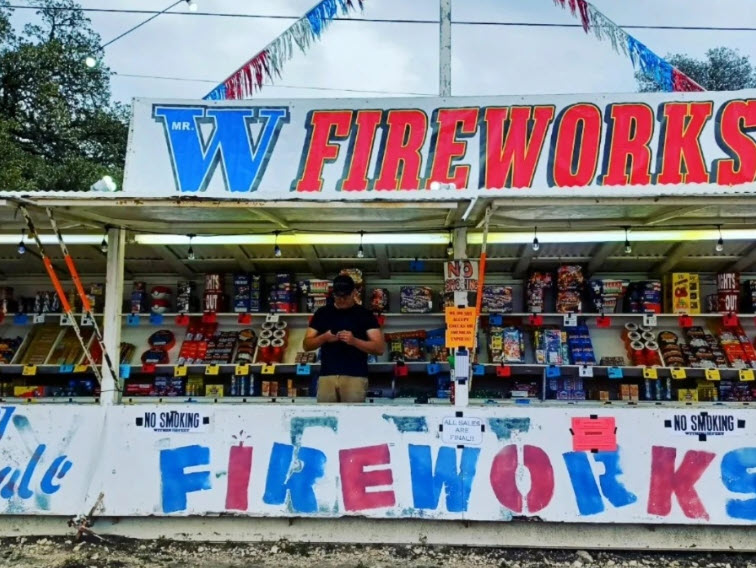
[
  {"left": 101, "top": 227, "right": 125, "bottom": 406},
  {"left": 439, "top": 0, "right": 452, "bottom": 97},
  {"left": 452, "top": 227, "right": 469, "bottom": 407}
]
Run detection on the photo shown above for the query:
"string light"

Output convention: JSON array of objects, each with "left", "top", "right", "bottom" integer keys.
[
  {"left": 624, "top": 227, "right": 632, "bottom": 254},
  {"left": 357, "top": 231, "right": 365, "bottom": 259},
  {"left": 187, "top": 234, "right": 195, "bottom": 260},
  {"left": 100, "top": 226, "right": 109, "bottom": 254},
  {"left": 532, "top": 226, "right": 540, "bottom": 252},
  {"left": 17, "top": 229, "right": 25, "bottom": 255},
  {"left": 186, "top": 0, "right": 198, "bottom": 11},
  {"left": 273, "top": 231, "right": 282, "bottom": 257},
  {"left": 716, "top": 225, "right": 724, "bottom": 252},
  {"left": 446, "top": 231, "right": 454, "bottom": 257}
]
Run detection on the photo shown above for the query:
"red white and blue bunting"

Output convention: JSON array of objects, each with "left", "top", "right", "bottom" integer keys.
[
  {"left": 553, "top": 0, "right": 705, "bottom": 92},
  {"left": 204, "top": 0, "right": 364, "bottom": 100}
]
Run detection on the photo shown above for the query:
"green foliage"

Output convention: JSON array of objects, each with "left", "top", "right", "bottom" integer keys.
[
  {"left": 636, "top": 47, "right": 756, "bottom": 92},
  {"left": 0, "top": 0, "right": 128, "bottom": 191}
]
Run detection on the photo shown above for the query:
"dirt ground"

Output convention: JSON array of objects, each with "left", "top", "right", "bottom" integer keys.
[{"left": 2, "top": 537, "right": 756, "bottom": 568}]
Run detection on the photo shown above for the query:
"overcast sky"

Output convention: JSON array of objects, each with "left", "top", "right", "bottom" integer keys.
[{"left": 10, "top": 0, "right": 756, "bottom": 104}]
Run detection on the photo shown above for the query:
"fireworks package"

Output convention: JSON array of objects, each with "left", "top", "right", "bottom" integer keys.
[
  {"left": 385, "top": 330, "right": 427, "bottom": 362},
  {"left": 233, "top": 273, "right": 263, "bottom": 313},
  {"left": 400, "top": 286, "right": 434, "bottom": 314},
  {"left": 565, "top": 325, "right": 596, "bottom": 366},
  {"left": 625, "top": 280, "right": 662, "bottom": 314},
  {"left": 268, "top": 273, "right": 297, "bottom": 313},
  {"left": 150, "top": 286, "right": 172, "bottom": 315},
  {"left": 175, "top": 281, "right": 198, "bottom": 314},
  {"left": 589, "top": 279, "right": 625, "bottom": 313},
  {"left": 488, "top": 326, "right": 525, "bottom": 364},
  {"left": 299, "top": 279, "right": 332, "bottom": 313},
  {"left": 533, "top": 328, "right": 564, "bottom": 365},
  {"left": 664, "top": 273, "right": 701, "bottom": 314},
  {"left": 481, "top": 286, "right": 513, "bottom": 314},
  {"left": 556, "top": 265, "right": 584, "bottom": 314},
  {"left": 716, "top": 272, "right": 740, "bottom": 314},
  {"left": 526, "top": 272, "right": 553, "bottom": 313},
  {"left": 370, "top": 288, "right": 390, "bottom": 313}
]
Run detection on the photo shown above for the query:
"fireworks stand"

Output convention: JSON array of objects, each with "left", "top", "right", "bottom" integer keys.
[{"left": 1, "top": 90, "right": 756, "bottom": 540}]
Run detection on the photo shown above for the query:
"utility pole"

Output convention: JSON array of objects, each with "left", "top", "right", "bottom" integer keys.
[{"left": 439, "top": 0, "right": 452, "bottom": 97}]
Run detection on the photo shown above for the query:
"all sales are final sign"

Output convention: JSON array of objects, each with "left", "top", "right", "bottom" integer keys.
[{"left": 121, "top": 91, "right": 756, "bottom": 200}]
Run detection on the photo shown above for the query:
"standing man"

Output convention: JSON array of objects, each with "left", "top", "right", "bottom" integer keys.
[{"left": 303, "top": 274, "right": 385, "bottom": 403}]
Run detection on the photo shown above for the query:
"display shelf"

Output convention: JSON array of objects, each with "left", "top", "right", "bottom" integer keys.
[
  {"left": 126, "top": 361, "right": 450, "bottom": 375},
  {"left": 0, "top": 397, "right": 100, "bottom": 404},
  {"left": 0, "top": 364, "right": 96, "bottom": 375},
  {"left": 476, "top": 364, "right": 750, "bottom": 381}
]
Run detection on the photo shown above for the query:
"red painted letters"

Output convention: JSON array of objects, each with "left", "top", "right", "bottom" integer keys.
[
  {"left": 426, "top": 108, "right": 479, "bottom": 189},
  {"left": 549, "top": 103, "right": 602, "bottom": 187},
  {"left": 647, "top": 446, "right": 715, "bottom": 520},
  {"left": 294, "top": 110, "right": 352, "bottom": 192},
  {"left": 489, "top": 444, "right": 554, "bottom": 513},
  {"left": 712, "top": 100, "right": 756, "bottom": 185},
  {"left": 600, "top": 103, "right": 654, "bottom": 186},
  {"left": 339, "top": 444, "right": 396, "bottom": 511},
  {"left": 374, "top": 110, "right": 428, "bottom": 190},
  {"left": 656, "top": 102, "right": 713, "bottom": 185},
  {"left": 225, "top": 444, "right": 253, "bottom": 511},
  {"left": 338, "top": 110, "right": 382, "bottom": 191}
]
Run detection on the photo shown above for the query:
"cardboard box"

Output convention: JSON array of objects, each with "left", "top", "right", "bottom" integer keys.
[
  {"left": 620, "top": 384, "right": 631, "bottom": 400},
  {"left": 14, "top": 385, "right": 45, "bottom": 398},
  {"left": 665, "top": 273, "right": 701, "bottom": 314},
  {"left": 629, "top": 384, "right": 640, "bottom": 401},
  {"left": 205, "top": 384, "right": 224, "bottom": 397},
  {"left": 678, "top": 389, "right": 699, "bottom": 402}
]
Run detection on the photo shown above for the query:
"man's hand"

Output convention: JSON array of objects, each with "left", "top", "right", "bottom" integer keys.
[
  {"left": 322, "top": 330, "right": 339, "bottom": 343},
  {"left": 337, "top": 330, "right": 356, "bottom": 346}
]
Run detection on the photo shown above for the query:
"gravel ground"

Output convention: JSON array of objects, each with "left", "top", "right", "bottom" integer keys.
[{"left": 2, "top": 537, "right": 756, "bottom": 568}]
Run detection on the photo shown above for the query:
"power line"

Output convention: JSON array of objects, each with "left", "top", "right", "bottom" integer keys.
[
  {"left": 100, "top": 0, "right": 184, "bottom": 49},
  {"left": 113, "top": 72, "right": 434, "bottom": 96},
  {"left": 7, "top": 5, "right": 756, "bottom": 33}
]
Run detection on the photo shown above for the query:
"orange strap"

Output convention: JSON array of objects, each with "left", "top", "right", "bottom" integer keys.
[
  {"left": 43, "top": 257, "right": 72, "bottom": 313},
  {"left": 64, "top": 255, "right": 91, "bottom": 313}
]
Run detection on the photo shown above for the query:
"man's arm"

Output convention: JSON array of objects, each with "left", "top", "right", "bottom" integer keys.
[
  {"left": 303, "top": 327, "right": 338, "bottom": 351},
  {"left": 337, "top": 328, "right": 385, "bottom": 356}
]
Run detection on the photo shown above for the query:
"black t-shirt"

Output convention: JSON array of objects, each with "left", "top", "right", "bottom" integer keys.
[{"left": 310, "top": 304, "right": 379, "bottom": 377}]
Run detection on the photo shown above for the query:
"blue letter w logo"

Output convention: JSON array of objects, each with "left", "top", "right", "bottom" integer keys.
[{"left": 153, "top": 105, "right": 290, "bottom": 193}]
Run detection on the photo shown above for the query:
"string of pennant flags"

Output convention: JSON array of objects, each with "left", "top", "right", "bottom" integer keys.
[
  {"left": 203, "top": 0, "right": 704, "bottom": 101},
  {"left": 552, "top": 0, "right": 705, "bottom": 92}
]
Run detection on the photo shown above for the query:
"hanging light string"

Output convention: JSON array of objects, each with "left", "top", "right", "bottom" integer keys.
[
  {"left": 624, "top": 227, "right": 632, "bottom": 254},
  {"left": 357, "top": 231, "right": 365, "bottom": 258},
  {"left": 273, "top": 230, "right": 282, "bottom": 257},
  {"left": 532, "top": 226, "right": 540, "bottom": 252},
  {"left": 716, "top": 225, "right": 724, "bottom": 252},
  {"left": 17, "top": 228, "right": 26, "bottom": 255},
  {"left": 187, "top": 234, "right": 196, "bottom": 260}
]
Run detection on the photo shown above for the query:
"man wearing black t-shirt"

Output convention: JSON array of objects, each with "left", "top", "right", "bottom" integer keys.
[{"left": 303, "top": 275, "right": 385, "bottom": 403}]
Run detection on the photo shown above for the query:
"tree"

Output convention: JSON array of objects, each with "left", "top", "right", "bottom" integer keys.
[
  {"left": 0, "top": 0, "right": 128, "bottom": 192},
  {"left": 636, "top": 47, "right": 756, "bottom": 92}
]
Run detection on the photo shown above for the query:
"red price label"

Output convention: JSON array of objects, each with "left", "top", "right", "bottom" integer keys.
[
  {"left": 528, "top": 314, "right": 544, "bottom": 326},
  {"left": 394, "top": 364, "right": 409, "bottom": 377},
  {"left": 596, "top": 316, "right": 611, "bottom": 328},
  {"left": 723, "top": 313, "right": 739, "bottom": 328},
  {"left": 678, "top": 314, "right": 693, "bottom": 328},
  {"left": 202, "top": 312, "right": 217, "bottom": 324},
  {"left": 141, "top": 363, "right": 156, "bottom": 374},
  {"left": 237, "top": 313, "right": 252, "bottom": 325},
  {"left": 175, "top": 314, "right": 190, "bottom": 326},
  {"left": 496, "top": 365, "right": 511, "bottom": 378}
]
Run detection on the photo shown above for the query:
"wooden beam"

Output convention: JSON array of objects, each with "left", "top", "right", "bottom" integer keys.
[
  {"left": 375, "top": 245, "right": 391, "bottom": 279},
  {"left": 728, "top": 243, "right": 756, "bottom": 272},
  {"left": 300, "top": 245, "right": 324, "bottom": 278},
  {"left": 586, "top": 242, "right": 619, "bottom": 276},
  {"left": 652, "top": 242, "right": 694, "bottom": 275}
]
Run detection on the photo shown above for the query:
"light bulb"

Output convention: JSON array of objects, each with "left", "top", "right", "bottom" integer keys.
[
  {"left": 100, "top": 237, "right": 108, "bottom": 254},
  {"left": 186, "top": 0, "right": 198, "bottom": 11},
  {"left": 357, "top": 245, "right": 364, "bottom": 259},
  {"left": 187, "top": 246, "right": 195, "bottom": 261},
  {"left": 716, "top": 238, "right": 724, "bottom": 253},
  {"left": 85, "top": 56, "right": 96, "bottom": 68},
  {"left": 624, "top": 242, "right": 632, "bottom": 255},
  {"left": 274, "top": 244, "right": 282, "bottom": 258},
  {"left": 17, "top": 241, "right": 25, "bottom": 255},
  {"left": 446, "top": 243, "right": 454, "bottom": 256},
  {"left": 532, "top": 237, "right": 540, "bottom": 252}
]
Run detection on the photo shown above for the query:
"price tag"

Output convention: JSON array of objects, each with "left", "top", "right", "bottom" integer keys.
[
  {"left": 579, "top": 365, "right": 594, "bottom": 377},
  {"left": 81, "top": 314, "right": 93, "bottom": 327},
  {"left": 723, "top": 313, "right": 739, "bottom": 328},
  {"left": 394, "top": 363, "right": 409, "bottom": 378},
  {"left": 22, "top": 365, "right": 37, "bottom": 376},
  {"left": 563, "top": 313, "right": 578, "bottom": 328},
  {"left": 607, "top": 367, "right": 624, "bottom": 379},
  {"left": 266, "top": 313, "right": 280, "bottom": 324},
  {"left": 175, "top": 314, "right": 190, "bottom": 326},
  {"left": 149, "top": 313, "right": 164, "bottom": 326},
  {"left": 671, "top": 367, "right": 687, "bottom": 380},
  {"left": 59, "top": 314, "right": 72, "bottom": 327},
  {"left": 296, "top": 364, "right": 311, "bottom": 376},
  {"left": 174, "top": 365, "right": 188, "bottom": 377},
  {"left": 489, "top": 315, "right": 503, "bottom": 326},
  {"left": 119, "top": 364, "right": 131, "bottom": 379},
  {"left": 126, "top": 313, "right": 140, "bottom": 326},
  {"left": 202, "top": 312, "right": 217, "bottom": 324},
  {"left": 678, "top": 314, "right": 693, "bottom": 328},
  {"left": 472, "top": 364, "right": 485, "bottom": 376},
  {"left": 74, "top": 364, "right": 89, "bottom": 374},
  {"left": 546, "top": 365, "right": 561, "bottom": 378},
  {"left": 235, "top": 364, "right": 250, "bottom": 376},
  {"left": 528, "top": 314, "right": 544, "bottom": 326},
  {"left": 141, "top": 363, "right": 156, "bottom": 374},
  {"left": 427, "top": 363, "right": 441, "bottom": 376},
  {"left": 491, "top": 336, "right": 503, "bottom": 351},
  {"left": 596, "top": 316, "right": 611, "bottom": 329},
  {"left": 205, "top": 364, "right": 220, "bottom": 376},
  {"left": 496, "top": 365, "right": 511, "bottom": 378},
  {"left": 13, "top": 314, "right": 28, "bottom": 325},
  {"left": 237, "top": 313, "right": 252, "bottom": 325},
  {"left": 33, "top": 314, "right": 45, "bottom": 324},
  {"left": 262, "top": 364, "right": 276, "bottom": 375},
  {"left": 643, "top": 313, "right": 657, "bottom": 327},
  {"left": 643, "top": 367, "right": 658, "bottom": 379},
  {"left": 705, "top": 368, "right": 721, "bottom": 381},
  {"left": 739, "top": 369, "right": 755, "bottom": 382},
  {"left": 59, "top": 364, "right": 74, "bottom": 374}
]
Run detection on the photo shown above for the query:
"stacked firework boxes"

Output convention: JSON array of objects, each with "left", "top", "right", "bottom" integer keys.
[{"left": 233, "top": 273, "right": 262, "bottom": 313}]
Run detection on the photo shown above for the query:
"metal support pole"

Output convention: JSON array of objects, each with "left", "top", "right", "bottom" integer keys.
[
  {"left": 452, "top": 226, "right": 469, "bottom": 407},
  {"left": 101, "top": 227, "right": 125, "bottom": 406},
  {"left": 439, "top": 0, "right": 452, "bottom": 97}
]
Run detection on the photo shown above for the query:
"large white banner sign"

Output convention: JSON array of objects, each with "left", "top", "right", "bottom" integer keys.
[{"left": 114, "top": 91, "right": 756, "bottom": 201}]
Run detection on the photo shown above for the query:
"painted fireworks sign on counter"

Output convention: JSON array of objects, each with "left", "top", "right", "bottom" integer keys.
[{"left": 106, "top": 91, "right": 756, "bottom": 200}]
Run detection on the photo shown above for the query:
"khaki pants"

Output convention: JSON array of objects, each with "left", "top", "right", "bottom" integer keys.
[{"left": 317, "top": 375, "right": 368, "bottom": 403}]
